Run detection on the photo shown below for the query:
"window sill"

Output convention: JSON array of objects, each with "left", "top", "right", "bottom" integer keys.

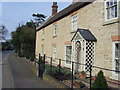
[
  {"left": 53, "top": 35, "right": 57, "bottom": 38},
  {"left": 103, "top": 18, "right": 119, "bottom": 26}
]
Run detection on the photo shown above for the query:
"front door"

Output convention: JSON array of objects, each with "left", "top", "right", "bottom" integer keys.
[{"left": 75, "top": 41, "right": 81, "bottom": 73}]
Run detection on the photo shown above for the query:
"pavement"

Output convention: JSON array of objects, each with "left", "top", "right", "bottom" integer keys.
[{"left": 2, "top": 51, "right": 54, "bottom": 88}]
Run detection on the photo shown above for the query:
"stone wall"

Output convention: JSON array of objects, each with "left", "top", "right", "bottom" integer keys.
[{"left": 36, "top": 1, "right": 119, "bottom": 79}]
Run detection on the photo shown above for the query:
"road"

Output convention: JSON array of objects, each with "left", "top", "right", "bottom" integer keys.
[
  {"left": 2, "top": 51, "right": 54, "bottom": 88},
  {"left": 2, "top": 51, "right": 15, "bottom": 88}
]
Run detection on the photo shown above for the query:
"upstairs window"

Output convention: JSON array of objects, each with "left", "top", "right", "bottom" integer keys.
[
  {"left": 72, "top": 14, "right": 77, "bottom": 31},
  {"left": 42, "top": 29, "right": 45, "bottom": 39},
  {"left": 105, "top": 0, "right": 118, "bottom": 20},
  {"left": 53, "top": 24, "right": 57, "bottom": 36}
]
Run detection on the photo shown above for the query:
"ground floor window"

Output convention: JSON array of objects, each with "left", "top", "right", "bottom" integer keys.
[
  {"left": 52, "top": 46, "right": 56, "bottom": 60},
  {"left": 115, "top": 59, "right": 120, "bottom": 73},
  {"left": 42, "top": 46, "right": 44, "bottom": 56},
  {"left": 65, "top": 45, "right": 72, "bottom": 64},
  {"left": 113, "top": 42, "right": 120, "bottom": 73}
]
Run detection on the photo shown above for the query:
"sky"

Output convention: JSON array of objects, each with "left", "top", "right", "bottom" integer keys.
[{"left": 1, "top": 1, "right": 72, "bottom": 40}]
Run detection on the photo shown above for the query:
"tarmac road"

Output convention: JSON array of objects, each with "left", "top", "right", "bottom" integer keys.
[
  {"left": 2, "top": 51, "right": 54, "bottom": 88},
  {"left": 2, "top": 51, "right": 14, "bottom": 88}
]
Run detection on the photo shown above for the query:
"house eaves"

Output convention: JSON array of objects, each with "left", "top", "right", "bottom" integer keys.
[{"left": 36, "top": 1, "right": 95, "bottom": 31}]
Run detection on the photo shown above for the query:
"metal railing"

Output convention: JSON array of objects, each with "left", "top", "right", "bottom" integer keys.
[{"left": 36, "top": 53, "right": 120, "bottom": 89}]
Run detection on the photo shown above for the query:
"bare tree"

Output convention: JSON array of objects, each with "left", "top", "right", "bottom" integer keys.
[{"left": 0, "top": 25, "right": 8, "bottom": 40}]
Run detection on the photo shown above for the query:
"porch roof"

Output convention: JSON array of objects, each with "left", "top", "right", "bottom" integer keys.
[{"left": 71, "top": 29, "right": 97, "bottom": 42}]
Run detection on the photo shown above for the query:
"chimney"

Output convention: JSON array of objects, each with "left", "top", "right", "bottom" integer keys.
[
  {"left": 73, "top": 0, "right": 76, "bottom": 3},
  {"left": 52, "top": 2, "right": 58, "bottom": 16}
]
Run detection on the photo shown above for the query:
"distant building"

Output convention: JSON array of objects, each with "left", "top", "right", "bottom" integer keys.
[{"left": 36, "top": 0, "right": 120, "bottom": 80}]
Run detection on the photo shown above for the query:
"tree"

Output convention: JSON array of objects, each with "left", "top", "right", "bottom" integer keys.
[
  {"left": 11, "top": 27, "right": 22, "bottom": 56},
  {"left": 0, "top": 25, "right": 8, "bottom": 40},
  {"left": 92, "top": 70, "right": 109, "bottom": 90},
  {"left": 20, "top": 25, "right": 35, "bottom": 60},
  {"left": 11, "top": 21, "right": 36, "bottom": 60},
  {"left": 32, "top": 13, "right": 46, "bottom": 26},
  {"left": 2, "top": 40, "right": 13, "bottom": 50}
]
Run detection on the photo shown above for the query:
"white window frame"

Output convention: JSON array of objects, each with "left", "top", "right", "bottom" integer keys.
[
  {"left": 105, "top": 0, "right": 119, "bottom": 21},
  {"left": 112, "top": 41, "right": 120, "bottom": 80},
  {"left": 65, "top": 45, "right": 72, "bottom": 66},
  {"left": 42, "top": 29, "right": 45, "bottom": 39},
  {"left": 52, "top": 46, "right": 56, "bottom": 60},
  {"left": 71, "top": 14, "right": 78, "bottom": 31},
  {"left": 42, "top": 46, "right": 44, "bottom": 56},
  {"left": 53, "top": 24, "right": 57, "bottom": 36}
]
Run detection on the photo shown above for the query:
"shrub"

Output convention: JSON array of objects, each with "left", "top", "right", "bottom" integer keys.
[
  {"left": 30, "top": 57, "right": 34, "bottom": 62},
  {"left": 81, "top": 71, "right": 86, "bottom": 75},
  {"left": 14, "top": 52, "right": 17, "bottom": 56},
  {"left": 45, "top": 64, "right": 71, "bottom": 80},
  {"left": 92, "top": 70, "right": 109, "bottom": 90},
  {"left": 25, "top": 54, "right": 30, "bottom": 59}
]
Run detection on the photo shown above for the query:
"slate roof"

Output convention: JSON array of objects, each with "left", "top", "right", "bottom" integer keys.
[
  {"left": 71, "top": 29, "right": 97, "bottom": 42},
  {"left": 36, "top": 1, "right": 94, "bottom": 31}
]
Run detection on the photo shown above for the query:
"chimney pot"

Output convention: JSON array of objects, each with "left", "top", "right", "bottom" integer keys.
[{"left": 52, "top": 2, "right": 58, "bottom": 16}]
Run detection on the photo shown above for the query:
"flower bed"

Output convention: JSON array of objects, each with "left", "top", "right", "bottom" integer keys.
[{"left": 45, "top": 64, "right": 72, "bottom": 81}]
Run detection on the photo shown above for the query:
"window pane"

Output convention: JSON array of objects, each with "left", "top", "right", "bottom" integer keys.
[
  {"left": 110, "top": 0, "right": 113, "bottom": 6},
  {"left": 107, "top": 2, "right": 109, "bottom": 8},
  {"left": 42, "top": 46, "right": 44, "bottom": 56},
  {"left": 107, "top": 8, "right": 110, "bottom": 19},
  {"left": 72, "top": 14, "right": 77, "bottom": 30},
  {"left": 106, "top": 0, "right": 118, "bottom": 20},
  {"left": 115, "top": 43, "right": 120, "bottom": 58},
  {"left": 114, "top": 0, "right": 117, "bottom": 4},
  {"left": 115, "top": 51, "right": 120, "bottom": 58},
  {"left": 115, "top": 59, "right": 120, "bottom": 73},
  {"left": 111, "top": 7, "right": 115, "bottom": 18},
  {"left": 53, "top": 46, "right": 56, "bottom": 59},
  {"left": 115, "top": 43, "right": 120, "bottom": 50},
  {"left": 115, "top": 5, "right": 117, "bottom": 17},
  {"left": 66, "top": 46, "right": 72, "bottom": 64},
  {"left": 54, "top": 24, "right": 57, "bottom": 36}
]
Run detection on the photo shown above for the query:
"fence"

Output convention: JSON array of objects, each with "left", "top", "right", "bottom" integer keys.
[{"left": 36, "top": 53, "right": 120, "bottom": 89}]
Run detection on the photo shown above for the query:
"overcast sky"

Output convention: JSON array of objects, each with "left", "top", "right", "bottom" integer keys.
[{"left": 1, "top": 1, "right": 72, "bottom": 40}]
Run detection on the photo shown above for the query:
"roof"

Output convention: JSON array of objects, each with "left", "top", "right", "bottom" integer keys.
[
  {"left": 36, "top": 1, "right": 94, "bottom": 31},
  {"left": 71, "top": 29, "right": 97, "bottom": 42}
]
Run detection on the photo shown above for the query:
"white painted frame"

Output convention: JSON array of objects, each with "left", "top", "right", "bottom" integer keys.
[
  {"left": 53, "top": 24, "right": 57, "bottom": 36},
  {"left": 111, "top": 41, "right": 120, "bottom": 80},
  {"left": 71, "top": 14, "right": 78, "bottom": 32},
  {"left": 42, "top": 46, "right": 44, "bottom": 56},
  {"left": 42, "top": 29, "right": 45, "bottom": 40},
  {"left": 72, "top": 32, "right": 84, "bottom": 71},
  {"left": 52, "top": 45, "right": 56, "bottom": 60},
  {"left": 104, "top": 0, "right": 119, "bottom": 22},
  {"left": 65, "top": 44, "right": 72, "bottom": 68}
]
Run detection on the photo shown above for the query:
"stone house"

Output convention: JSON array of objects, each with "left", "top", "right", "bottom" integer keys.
[{"left": 35, "top": 0, "right": 120, "bottom": 80}]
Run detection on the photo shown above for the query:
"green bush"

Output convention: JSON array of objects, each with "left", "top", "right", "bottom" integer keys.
[
  {"left": 45, "top": 64, "right": 71, "bottom": 80},
  {"left": 25, "top": 54, "right": 30, "bottom": 59},
  {"left": 30, "top": 57, "right": 34, "bottom": 62},
  {"left": 14, "top": 52, "right": 17, "bottom": 56},
  {"left": 92, "top": 70, "right": 109, "bottom": 90}
]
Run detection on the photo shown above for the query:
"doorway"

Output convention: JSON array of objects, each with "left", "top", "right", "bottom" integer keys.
[{"left": 75, "top": 41, "right": 81, "bottom": 73}]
